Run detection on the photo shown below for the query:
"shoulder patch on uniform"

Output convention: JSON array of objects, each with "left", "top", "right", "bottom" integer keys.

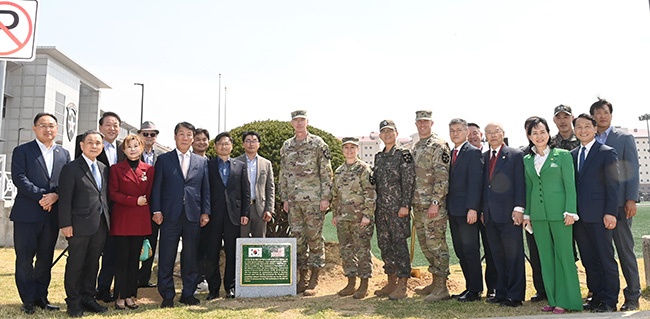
[
  {"left": 369, "top": 174, "right": 376, "bottom": 185},
  {"left": 441, "top": 150, "right": 450, "bottom": 164},
  {"left": 323, "top": 146, "right": 332, "bottom": 160},
  {"left": 401, "top": 149, "right": 413, "bottom": 163}
]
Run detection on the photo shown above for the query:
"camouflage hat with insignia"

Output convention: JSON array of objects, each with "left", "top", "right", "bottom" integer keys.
[
  {"left": 415, "top": 110, "right": 433, "bottom": 121},
  {"left": 291, "top": 110, "right": 308, "bottom": 119},
  {"left": 341, "top": 137, "right": 359, "bottom": 146},
  {"left": 553, "top": 104, "right": 572, "bottom": 116},
  {"left": 379, "top": 119, "right": 396, "bottom": 131}
]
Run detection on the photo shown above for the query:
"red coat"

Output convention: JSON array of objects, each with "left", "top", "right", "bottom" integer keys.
[{"left": 109, "top": 160, "right": 154, "bottom": 236}]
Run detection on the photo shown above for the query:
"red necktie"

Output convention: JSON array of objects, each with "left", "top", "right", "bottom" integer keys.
[
  {"left": 452, "top": 149, "right": 458, "bottom": 165},
  {"left": 489, "top": 150, "right": 497, "bottom": 178}
]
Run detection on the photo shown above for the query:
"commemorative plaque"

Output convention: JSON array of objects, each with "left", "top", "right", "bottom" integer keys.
[{"left": 235, "top": 237, "right": 297, "bottom": 298}]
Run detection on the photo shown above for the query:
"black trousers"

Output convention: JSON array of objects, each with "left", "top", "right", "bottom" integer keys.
[
  {"left": 575, "top": 220, "right": 619, "bottom": 307},
  {"left": 113, "top": 236, "right": 144, "bottom": 299},
  {"left": 205, "top": 213, "right": 240, "bottom": 293},
  {"left": 479, "top": 221, "right": 497, "bottom": 293},
  {"left": 485, "top": 220, "right": 526, "bottom": 302},
  {"left": 138, "top": 221, "right": 159, "bottom": 285},
  {"left": 96, "top": 234, "right": 116, "bottom": 292},
  {"left": 449, "top": 215, "right": 483, "bottom": 292}
]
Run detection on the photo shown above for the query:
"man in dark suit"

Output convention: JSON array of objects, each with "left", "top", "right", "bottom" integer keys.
[
  {"left": 136, "top": 120, "right": 164, "bottom": 289},
  {"left": 150, "top": 122, "right": 210, "bottom": 308},
  {"left": 58, "top": 130, "right": 110, "bottom": 317},
  {"left": 11, "top": 113, "right": 70, "bottom": 314},
  {"left": 447, "top": 119, "right": 484, "bottom": 302},
  {"left": 205, "top": 132, "right": 250, "bottom": 300},
  {"left": 481, "top": 122, "right": 526, "bottom": 307},
  {"left": 590, "top": 99, "right": 641, "bottom": 311},
  {"left": 571, "top": 113, "right": 620, "bottom": 313},
  {"left": 237, "top": 131, "right": 275, "bottom": 238}
]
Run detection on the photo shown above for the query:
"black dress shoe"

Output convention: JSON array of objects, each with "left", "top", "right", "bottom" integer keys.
[
  {"left": 35, "top": 298, "right": 60, "bottom": 311},
  {"left": 593, "top": 303, "right": 617, "bottom": 313},
  {"left": 620, "top": 299, "right": 639, "bottom": 311},
  {"left": 206, "top": 292, "right": 219, "bottom": 301},
  {"left": 226, "top": 289, "right": 235, "bottom": 299},
  {"left": 451, "top": 290, "right": 468, "bottom": 299},
  {"left": 500, "top": 299, "right": 523, "bottom": 307},
  {"left": 583, "top": 301, "right": 600, "bottom": 311},
  {"left": 486, "top": 296, "right": 505, "bottom": 304},
  {"left": 21, "top": 303, "right": 35, "bottom": 314},
  {"left": 458, "top": 291, "right": 481, "bottom": 302},
  {"left": 530, "top": 293, "right": 547, "bottom": 302},
  {"left": 161, "top": 298, "right": 174, "bottom": 308},
  {"left": 138, "top": 282, "right": 157, "bottom": 288},
  {"left": 82, "top": 299, "right": 108, "bottom": 313},
  {"left": 66, "top": 305, "right": 83, "bottom": 318},
  {"left": 95, "top": 289, "right": 114, "bottom": 303},
  {"left": 179, "top": 295, "right": 200, "bottom": 305}
]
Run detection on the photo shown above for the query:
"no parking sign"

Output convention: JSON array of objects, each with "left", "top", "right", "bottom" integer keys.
[{"left": 0, "top": 0, "right": 37, "bottom": 61}]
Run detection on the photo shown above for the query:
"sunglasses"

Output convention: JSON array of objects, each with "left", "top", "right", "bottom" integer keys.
[{"left": 142, "top": 132, "right": 157, "bottom": 137}]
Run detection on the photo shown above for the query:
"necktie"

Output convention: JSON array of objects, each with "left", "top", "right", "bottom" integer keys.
[
  {"left": 489, "top": 150, "right": 497, "bottom": 178},
  {"left": 91, "top": 163, "right": 102, "bottom": 191},
  {"left": 452, "top": 149, "right": 458, "bottom": 165},
  {"left": 579, "top": 146, "right": 586, "bottom": 172},
  {"left": 181, "top": 154, "right": 189, "bottom": 178}
]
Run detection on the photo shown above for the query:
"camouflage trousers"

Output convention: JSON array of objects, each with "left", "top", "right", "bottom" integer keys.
[
  {"left": 412, "top": 204, "right": 450, "bottom": 277},
  {"left": 288, "top": 201, "right": 325, "bottom": 269},
  {"left": 375, "top": 208, "right": 411, "bottom": 278},
  {"left": 336, "top": 219, "right": 374, "bottom": 278}
]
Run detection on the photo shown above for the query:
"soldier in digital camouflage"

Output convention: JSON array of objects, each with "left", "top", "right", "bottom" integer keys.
[
  {"left": 279, "top": 110, "right": 333, "bottom": 296},
  {"left": 411, "top": 110, "right": 452, "bottom": 302},
  {"left": 372, "top": 120, "right": 415, "bottom": 300},
  {"left": 551, "top": 105, "right": 580, "bottom": 151},
  {"left": 331, "top": 137, "right": 376, "bottom": 299}
]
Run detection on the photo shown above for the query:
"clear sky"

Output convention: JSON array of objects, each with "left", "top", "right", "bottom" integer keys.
[{"left": 36, "top": 0, "right": 650, "bottom": 148}]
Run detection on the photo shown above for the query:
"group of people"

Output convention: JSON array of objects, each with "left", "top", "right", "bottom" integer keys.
[{"left": 10, "top": 98, "right": 640, "bottom": 317}]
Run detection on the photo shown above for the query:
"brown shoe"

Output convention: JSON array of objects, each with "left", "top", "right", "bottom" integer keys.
[
  {"left": 374, "top": 274, "right": 397, "bottom": 297},
  {"left": 388, "top": 277, "right": 408, "bottom": 300},
  {"left": 353, "top": 278, "right": 369, "bottom": 299},
  {"left": 297, "top": 269, "right": 309, "bottom": 293},
  {"left": 424, "top": 276, "right": 450, "bottom": 302},
  {"left": 338, "top": 276, "right": 357, "bottom": 296},
  {"left": 303, "top": 268, "right": 320, "bottom": 296}
]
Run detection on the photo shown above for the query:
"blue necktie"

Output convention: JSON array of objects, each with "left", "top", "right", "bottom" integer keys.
[
  {"left": 91, "top": 163, "right": 102, "bottom": 191},
  {"left": 578, "top": 146, "right": 586, "bottom": 172}
]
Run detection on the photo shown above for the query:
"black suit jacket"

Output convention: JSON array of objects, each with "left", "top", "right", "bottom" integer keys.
[
  {"left": 447, "top": 142, "right": 483, "bottom": 217},
  {"left": 481, "top": 145, "right": 526, "bottom": 223},
  {"left": 208, "top": 157, "right": 250, "bottom": 226},
  {"left": 74, "top": 134, "right": 125, "bottom": 167},
  {"left": 58, "top": 156, "right": 110, "bottom": 236}
]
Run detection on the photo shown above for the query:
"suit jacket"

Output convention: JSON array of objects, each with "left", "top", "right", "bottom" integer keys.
[
  {"left": 10, "top": 140, "right": 71, "bottom": 222},
  {"left": 236, "top": 154, "right": 275, "bottom": 216},
  {"left": 209, "top": 157, "right": 250, "bottom": 225},
  {"left": 58, "top": 156, "right": 110, "bottom": 236},
  {"left": 75, "top": 134, "right": 125, "bottom": 167},
  {"left": 481, "top": 145, "right": 526, "bottom": 223},
  {"left": 109, "top": 160, "right": 154, "bottom": 236},
  {"left": 571, "top": 142, "right": 620, "bottom": 223},
  {"left": 523, "top": 148, "right": 576, "bottom": 221},
  {"left": 150, "top": 150, "right": 210, "bottom": 222},
  {"left": 447, "top": 142, "right": 483, "bottom": 217},
  {"left": 603, "top": 127, "right": 640, "bottom": 205}
]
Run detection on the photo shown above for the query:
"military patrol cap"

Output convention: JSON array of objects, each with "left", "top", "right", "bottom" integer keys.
[
  {"left": 379, "top": 120, "right": 396, "bottom": 131},
  {"left": 553, "top": 104, "right": 572, "bottom": 116},
  {"left": 415, "top": 110, "right": 433, "bottom": 121},
  {"left": 291, "top": 110, "right": 308, "bottom": 119},
  {"left": 341, "top": 137, "right": 359, "bottom": 146}
]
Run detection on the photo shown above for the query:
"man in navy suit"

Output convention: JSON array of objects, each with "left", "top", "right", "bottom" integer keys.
[
  {"left": 150, "top": 122, "right": 210, "bottom": 308},
  {"left": 590, "top": 99, "right": 641, "bottom": 311},
  {"left": 447, "top": 118, "right": 484, "bottom": 302},
  {"left": 481, "top": 122, "right": 526, "bottom": 307},
  {"left": 11, "top": 113, "right": 70, "bottom": 314},
  {"left": 205, "top": 132, "right": 250, "bottom": 300},
  {"left": 572, "top": 113, "right": 620, "bottom": 313}
]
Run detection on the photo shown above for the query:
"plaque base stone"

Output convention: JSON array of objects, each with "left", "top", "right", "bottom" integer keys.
[{"left": 235, "top": 237, "right": 297, "bottom": 298}]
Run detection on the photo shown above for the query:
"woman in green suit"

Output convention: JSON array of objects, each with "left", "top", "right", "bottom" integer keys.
[{"left": 522, "top": 117, "right": 582, "bottom": 313}]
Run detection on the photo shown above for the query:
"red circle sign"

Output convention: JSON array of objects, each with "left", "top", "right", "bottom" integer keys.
[{"left": 0, "top": 1, "right": 33, "bottom": 55}]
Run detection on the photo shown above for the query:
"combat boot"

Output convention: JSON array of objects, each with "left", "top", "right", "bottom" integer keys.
[
  {"left": 388, "top": 277, "right": 408, "bottom": 300},
  {"left": 303, "top": 268, "right": 320, "bottom": 296},
  {"left": 297, "top": 269, "right": 309, "bottom": 293},
  {"left": 424, "top": 276, "right": 450, "bottom": 302},
  {"left": 374, "top": 274, "right": 397, "bottom": 297},
  {"left": 414, "top": 276, "right": 436, "bottom": 296},
  {"left": 353, "top": 278, "right": 369, "bottom": 299},
  {"left": 337, "top": 276, "right": 356, "bottom": 296}
]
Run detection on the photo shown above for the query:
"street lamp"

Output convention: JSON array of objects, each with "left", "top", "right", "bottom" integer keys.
[
  {"left": 640, "top": 114, "right": 650, "bottom": 154},
  {"left": 134, "top": 83, "right": 145, "bottom": 126},
  {"left": 223, "top": 86, "right": 227, "bottom": 131}
]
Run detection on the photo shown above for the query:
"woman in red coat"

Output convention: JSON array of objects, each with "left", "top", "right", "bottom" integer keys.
[{"left": 109, "top": 134, "right": 154, "bottom": 310}]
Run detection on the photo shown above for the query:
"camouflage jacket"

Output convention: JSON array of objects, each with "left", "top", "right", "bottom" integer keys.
[
  {"left": 374, "top": 146, "right": 415, "bottom": 212},
  {"left": 279, "top": 133, "right": 333, "bottom": 202},
  {"left": 411, "top": 133, "right": 450, "bottom": 207},
  {"left": 552, "top": 133, "right": 580, "bottom": 151},
  {"left": 331, "top": 159, "right": 376, "bottom": 221}
]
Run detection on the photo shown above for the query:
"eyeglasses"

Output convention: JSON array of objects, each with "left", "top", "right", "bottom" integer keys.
[
  {"left": 141, "top": 132, "right": 157, "bottom": 137},
  {"left": 217, "top": 142, "right": 232, "bottom": 147},
  {"left": 449, "top": 129, "right": 466, "bottom": 135},
  {"left": 485, "top": 129, "right": 503, "bottom": 136},
  {"left": 37, "top": 124, "right": 57, "bottom": 130},
  {"left": 244, "top": 140, "right": 259, "bottom": 144}
]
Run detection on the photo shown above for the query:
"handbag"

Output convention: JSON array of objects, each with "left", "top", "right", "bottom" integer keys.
[{"left": 140, "top": 238, "right": 153, "bottom": 261}]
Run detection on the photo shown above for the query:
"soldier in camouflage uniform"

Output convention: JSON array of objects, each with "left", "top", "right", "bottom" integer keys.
[
  {"left": 411, "top": 110, "right": 452, "bottom": 302},
  {"left": 552, "top": 105, "right": 580, "bottom": 151},
  {"left": 373, "top": 120, "right": 415, "bottom": 300},
  {"left": 279, "top": 110, "right": 333, "bottom": 296},
  {"left": 331, "top": 137, "right": 376, "bottom": 299}
]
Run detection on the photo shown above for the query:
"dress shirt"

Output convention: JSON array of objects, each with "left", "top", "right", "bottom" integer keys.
[
  {"left": 143, "top": 148, "right": 154, "bottom": 166},
  {"left": 35, "top": 139, "right": 54, "bottom": 177},
  {"left": 103, "top": 140, "right": 118, "bottom": 166},
  {"left": 217, "top": 157, "right": 231, "bottom": 186},
  {"left": 595, "top": 126, "right": 612, "bottom": 145},
  {"left": 81, "top": 154, "right": 102, "bottom": 193},
  {"left": 579, "top": 139, "right": 596, "bottom": 160},
  {"left": 176, "top": 149, "right": 191, "bottom": 178},
  {"left": 246, "top": 155, "right": 258, "bottom": 200}
]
